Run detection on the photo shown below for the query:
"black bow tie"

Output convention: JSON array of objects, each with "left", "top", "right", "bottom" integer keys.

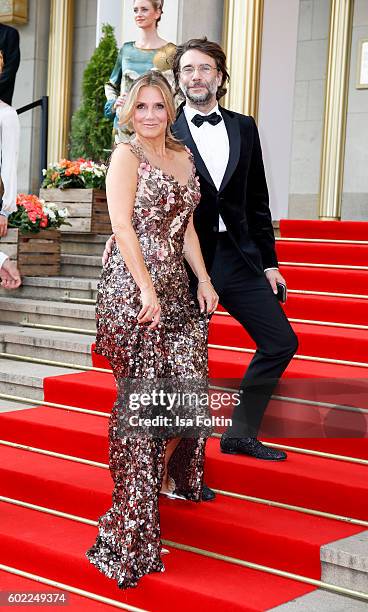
[{"left": 191, "top": 112, "right": 223, "bottom": 128}]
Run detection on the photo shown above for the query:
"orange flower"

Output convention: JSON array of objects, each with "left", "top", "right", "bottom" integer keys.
[{"left": 59, "top": 159, "right": 71, "bottom": 168}]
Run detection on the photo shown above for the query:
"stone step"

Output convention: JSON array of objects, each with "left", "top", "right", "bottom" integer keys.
[
  {"left": 321, "top": 531, "right": 368, "bottom": 594},
  {"left": 0, "top": 398, "right": 34, "bottom": 413},
  {"left": 60, "top": 254, "right": 101, "bottom": 279},
  {"left": 0, "top": 297, "right": 96, "bottom": 330},
  {"left": 269, "top": 589, "right": 367, "bottom": 611},
  {"left": 0, "top": 276, "right": 97, "bottom": 301},
  {"left": 0, "top": 325, "right": 94, "bottom": 367},
  {"left": 0, "top": 359, "right": 79, "bottom": 401},
  {"left": 61, "top": 232, "right": 110, "bottom": 256}
]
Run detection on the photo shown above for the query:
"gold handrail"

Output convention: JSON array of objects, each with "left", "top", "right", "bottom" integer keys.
[
  {"left": 2, "top": 389, "right": 366, "bottom": 417},
  {"left": 3, "top": 344, "right": 368, "bottom": 370}
]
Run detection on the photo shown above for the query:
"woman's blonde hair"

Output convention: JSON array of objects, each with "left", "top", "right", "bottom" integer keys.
[
  {"left": 134, "top": 0, "right": 164, "bottom": 27},
  {"left": 120, "top": 71, "right": 184, "bottom": 151}
]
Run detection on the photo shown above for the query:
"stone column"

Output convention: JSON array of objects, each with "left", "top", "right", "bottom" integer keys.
[
  {"left": 222, "top": 0, "right": 264, "bottom": 119},
  {"left": 319, "top": 0, "right": 354, "bottom": 219},
  {"left": 47, "top": 0, "right": 74, "bottom": 163},
  {"left": 177, "top": 0, "right": 224, "bottom": 45}
]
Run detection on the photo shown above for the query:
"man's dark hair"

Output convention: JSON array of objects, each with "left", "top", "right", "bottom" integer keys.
[{"left": 172, "top": 37, "right": 230, "bottom": 101}]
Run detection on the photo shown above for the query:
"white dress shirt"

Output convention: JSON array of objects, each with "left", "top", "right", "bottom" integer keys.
[
  {"left": 0, "top": 101, "right": 20, "bottom": 217},
  {"left": 184, "top": 103, "right": 229, "bottom": 232},
  {"left": 0, "top": 252, "right": 8, "bottom": 269}
]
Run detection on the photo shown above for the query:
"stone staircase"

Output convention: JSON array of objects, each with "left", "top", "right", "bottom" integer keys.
[
  {"left": 0, "top": 233, "right": 104, "bottom": 400},
  {"left": 0, "top": 230, "right": 367, "bottom": 610}
]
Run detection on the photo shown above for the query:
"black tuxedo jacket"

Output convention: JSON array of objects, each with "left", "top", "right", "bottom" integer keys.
[
  {"left": 172, "top": 104, "right": 278, "bottom": 282},
  {"left": 0, "top": 24, "right": 20, "bottom": 105}
]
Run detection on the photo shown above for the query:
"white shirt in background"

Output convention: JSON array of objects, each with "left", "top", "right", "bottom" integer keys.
[
  {"left": 0, "top": 100, "right": 20, "bottom": 217},
  {"left": 0, "top": 252, "right": 8, "bottom": 269}
]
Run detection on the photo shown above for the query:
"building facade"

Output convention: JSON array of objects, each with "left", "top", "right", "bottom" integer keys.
[{"left": 3, "top": 0, "right": 368, "bottom": 221}]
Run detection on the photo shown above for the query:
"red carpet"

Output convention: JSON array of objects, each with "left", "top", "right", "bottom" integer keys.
[
  {"left": 283, "top": 293, "right": 368, "bottom": 325},
  {"left": 0, "top": 570, "right": 115, "bottom": 611},
  {"left": 0, "top": 443, "right": 365, "bottom": 579},
  {"left": 280, "top": 219, "right": 368, "bottom": 240},
  {"left": 208, "top": 315, "right": 368, "bottom": 362},
  {"left": 1, "top": 219, "right": 368, "bottom": 609},
  {"left": 278, "top": 265, "right": 368, "bottom": 294},
  {"left": 277, "top": 240, "right": 368, "bottom": 265},
  {"left": 0, "top": 500, "right": 315, "bottom": 612}
]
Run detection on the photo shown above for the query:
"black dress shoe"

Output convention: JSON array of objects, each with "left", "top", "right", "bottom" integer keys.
[
  {"left": 220, "top": 435, "right": 287, "bottom": 461},
  {"left": 202, "top": 483, "right": 216, "bottom": 501}
]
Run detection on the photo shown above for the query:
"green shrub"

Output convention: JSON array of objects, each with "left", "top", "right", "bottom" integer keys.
[{"left": 69, "top": 24, "right": 118, "bottom": 161}]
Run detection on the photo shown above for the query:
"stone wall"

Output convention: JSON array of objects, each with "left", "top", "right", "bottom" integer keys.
[
  {"left": 178, "top": 0, "right": 224, "bottom": 44},
  {"left": 342, "top": 0, "right": 368, "bottom": 220},
  {"left": 71, "top": 0, "right": 98, "bottom": 115},
  {"left": 288, "top": 0, "right": 331, "bottom": 219}
]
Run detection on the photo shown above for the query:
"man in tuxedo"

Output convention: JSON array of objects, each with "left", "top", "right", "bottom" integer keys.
[
  {"left": 171, "top": 39, "right": 298, "bottom": 467},
  {"left": 0, "top": 23, "right": 20, "bottom": 105}
]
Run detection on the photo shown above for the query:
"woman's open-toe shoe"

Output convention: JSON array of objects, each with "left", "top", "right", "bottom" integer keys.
[{"left": 160, "top": 476, "right": 187, "bottom": 500}]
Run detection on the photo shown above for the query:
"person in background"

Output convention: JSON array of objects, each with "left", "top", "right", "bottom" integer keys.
[
  {"left": 0, "top": 50, "right": 20, "bottom": 237},
  {"left": 0, "top": 252, "right": 21, "bottom": 289},
  {"left": 104, "top": 0, "right": 176, "bottom": 142},
  {"left": 0, "top": 23, "right": 20, "bottom": 105}
]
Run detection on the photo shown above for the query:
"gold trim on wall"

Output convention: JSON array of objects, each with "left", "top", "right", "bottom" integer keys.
[
  {"left": 319, "top": 0, "right": 354, "bottom": 219},
  {"left": 0, "top": 0, "right": 28, "bottom": 24},
  {"left": 222, "top": 0, "right": 264, "bottom": 120},
  {"left": 47, "top": 0, "right": 74, "bottom": 163}
]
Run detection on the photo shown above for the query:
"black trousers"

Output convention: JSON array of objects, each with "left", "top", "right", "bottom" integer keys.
[{"left": 209, "top": 232, "right": 298, "bottom": 438}]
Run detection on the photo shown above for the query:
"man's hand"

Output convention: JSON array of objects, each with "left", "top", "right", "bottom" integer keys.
[
  {"left": 0, "top": 215, "right": 8, "bottom": 237},
  {"left": 265, "top": 268, "right": 286, "bottom": 295},
  {"left": 113, "top": 94, "right": 127, "bottom": 111},
  {"left": 102, "top": 234, "right": 115, "bottom": 266},
  {"left": 0, "top": 258, "right": 21, "bottom": 289}
]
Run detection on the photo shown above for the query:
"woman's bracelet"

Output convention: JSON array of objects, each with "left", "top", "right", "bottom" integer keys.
[{"left": 198, "top": 278, "right": 211, "bottom": 285}]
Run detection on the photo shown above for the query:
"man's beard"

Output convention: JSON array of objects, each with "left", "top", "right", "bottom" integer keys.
[{"left": 180, "top": 80, "right": 218, "bottom": 106}]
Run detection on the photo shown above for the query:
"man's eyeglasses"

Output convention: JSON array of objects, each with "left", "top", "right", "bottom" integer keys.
[{"left": 180, "top": 65, "right": 218, "bottom": 77}]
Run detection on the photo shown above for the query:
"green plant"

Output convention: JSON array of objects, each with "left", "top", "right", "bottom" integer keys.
[{"left": 69, "top": 23, "right": 118, "bottom": 161}]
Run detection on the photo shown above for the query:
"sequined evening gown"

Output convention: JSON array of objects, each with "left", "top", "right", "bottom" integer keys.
[{"left": 85, "top": 140, "right": 209, "bottom": 589}]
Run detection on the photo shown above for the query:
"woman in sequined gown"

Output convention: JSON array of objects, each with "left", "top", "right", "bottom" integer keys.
[{"left": 86, "top": 72, "right": 218, "bottom": 589}]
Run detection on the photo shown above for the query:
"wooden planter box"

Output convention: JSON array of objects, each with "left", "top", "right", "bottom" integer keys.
[
  {"left": 0, "top": 228, "right": 61, "bottom": 276},
  {"left": 39, "top": 188, "right": 111, "bottom": 234}
]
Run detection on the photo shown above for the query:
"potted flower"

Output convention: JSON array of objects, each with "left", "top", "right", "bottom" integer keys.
[
  {"left": 1, "top": 194, "right": 70, "bottom": 276},
  {"left": 39, "top": 158, "right": 111, "bottom": 234}
]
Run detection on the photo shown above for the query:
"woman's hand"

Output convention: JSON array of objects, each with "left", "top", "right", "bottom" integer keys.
[
  {"left": 197, "top": 280, "right": 219, "bottom": 315},
  {"left": 138, "top": 285, "right": 161, "bottom": 329}
]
